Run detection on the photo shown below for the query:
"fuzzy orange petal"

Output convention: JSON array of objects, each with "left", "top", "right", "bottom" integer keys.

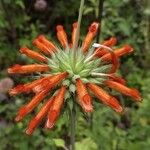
[
  {"left": 15, "top": 86, "right": 52, "bottom": 122},
  {"left": 9, "top": 76, "right": 53, "bottom": 95},
  {"left": 32, "top": 39, "right": 53, "bottom": 55},
  {"left": 76, "top": 79, "right": 93, "bottom": 112},
  {"left": 45, "top": 86, "right": 66, "bottom": 129},
  {"left": 87, "top": 83, "right": 123, "bottom": 113},
  {"left": 94, "top": 37, "right": 117, "bottom": 57},
  {"left": 56, "top": 25, "right": 68, "bottom": 48},
  {"left": 20, "top": 47, "right": 47, "bottom": 63},
  {"left": 71, "top": 22, "right": 78, "bottom": 48},
  {"left": 82, "top": 22, "right": 99, "bottom": 53},
  {"left": 37, "top": 35, "right": 57, "bottom": 52},
  {"left": 25, "top": 97, "right": 54, "bottom": 135},
  {"left": 9, "top": 72, "right": 68, "bottom": 95},
  {"left": 7, "top": 64, "right": 50, "bottom": 74},
  {"left": 105, "top": 80, "right": 142, "bottom": 102},
  {"left": 25, "top": 72, "right": 68, "bottom": 93},
  {"left": 101, "top": 45, "right": 133, "bottom": 61},
  {"left": 107, "top": 74, "right": 126, "bottom": 85}
]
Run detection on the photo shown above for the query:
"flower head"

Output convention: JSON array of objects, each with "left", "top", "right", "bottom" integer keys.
[{"left": 8, "top": 22, "right": 141, "bottom": 135}]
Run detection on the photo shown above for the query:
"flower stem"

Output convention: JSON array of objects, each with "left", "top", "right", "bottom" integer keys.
[
  {"left": 96, "top": 0, "right": 105, "bottom": 43},
  {"left": 72, "top": 0, "right": 84, "bottom": 72},
  {"left": 73, "top": 0, "right": 84, "bottom": 50},
  {"left": 69, "top": 100, "right": 76, "bottom": 150}
]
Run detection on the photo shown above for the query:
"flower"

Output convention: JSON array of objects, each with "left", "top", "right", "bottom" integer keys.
[{"left": 8, "top": 22, "right": 141, "bottom": 135}]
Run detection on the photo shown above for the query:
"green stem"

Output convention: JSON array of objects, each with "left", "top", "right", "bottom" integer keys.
[
  {"left": 69, "top": 102, "right": 76, "bottom": 150},
  {"left": 72, "top": 0, "right": 85, "bottom": 72},
  {"left": 96, "top": 0, "right": 105, "bottom": 43},
  {"left": 73, "top": 0, "right": 85, "bottom": 50}
]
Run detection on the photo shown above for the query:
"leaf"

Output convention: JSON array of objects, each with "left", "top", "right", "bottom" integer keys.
[
  {"left": 75, "top": 138, "right": 97, "bottom": 150},
  {"left": 53, "top": 138, "right": 65, "bottom": 148}
]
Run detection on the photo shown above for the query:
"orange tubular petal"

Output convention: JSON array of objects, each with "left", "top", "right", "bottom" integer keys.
[
  {"left": 10, "top": 72, "right": 68, "bottom": 95},
  {"left": 56, "top": 25, "right": 68, "bottom": 48},
  {"left": 76, "top": 79, "right": 93, "bottom": 112},
  {"left": 105, "top": 80, "right": 142, "bottom": 102},
  {"left": 108, "top": 74, "right": 126, "bottom": 85},
  {"left": 45, "top": 86, "right": 66, "bottom": 129},
  {"left": 82, "top": 22, "right": 99, "bottom": 53},
  {"left": 109, "top": 51, "right": 119, "bottom": 73},
  {"left": 25, "top": 97, "right": 54, "bottom": 135},
  {"left": 33, "top": 72, "right": 68, "bottom": 93},
  {"left": 9, "top": 76, "right": 52, "bottom": 95},
  {"left": 9, "top": 84, "right": 29, "bottom": 96},
  {"left": 32, "top": 39, "right": 53, "bottom": 55},
  {"left": 101, "top": 45, "right": 134, "bottom": 61},
  {"left": 94, "top": 37, "right": 117, "bottom": 57},
  {"left": 15, "top": 87, "right": 51, "bottom": 122},
  {"left": 48, "top": 72, "right": 69, "bottom": 85},
  {"left": 87, "top": 83, "right": 123, "bottom": 113},
  {"left": 72, "top": 22, "right": 78, "bottom": 48},
  {"left": 7, "top": 64, "right": 50, "bottom": 74},
  {"left": 37, "top": 35, "right": 57, "bottom": 52},
  {"left": 20, "top": 47, "right": 47, "bottom": 63}
]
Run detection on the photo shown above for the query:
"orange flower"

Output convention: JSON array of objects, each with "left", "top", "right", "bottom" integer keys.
[
  {"left": 20, "top": 47, "right": 47, "bottom": 63},
  {"left": 107, "top": 74, "right": 126, "bottom": 85},
  {"left": 82, "top": 22, "right": 99, "bottom": 52},
  {"left": 56, "top": 25, "right": 68, "bottom": 48},
  {"left": 32, "top": 38, "right": 53, "bottom": 55},
  {"left": 37, "top": 35, "right": 57, "bottom": 52},
  {"left": 45, "top": 86, "right": 66, "bottom": 129},
  {"left": 26, "top": 97, "right": 54, "bottom": 135},
  {"left": 105, "top": 80, "right": 142, "bottom": 101},
  {"left": 87, "top": 83, "right": 123, "bottom": 113},
  {"left": 76, "top": 78, "right": 93, "bottom": 112},
  {"left": 101, "top": 45, "right": 133, "bottom": 61},
  {"left": 94, "top": 37, "right": 117, "bottom": 57},
  {"left": 72, "top": 22, "right": 78, "bottom": 47},
  {"left": 15, "top": 88, "right": 51, "bottom": 122},
  {"left": 7, "top": 64, "right": 50, "bottom": 74},
  {"left": 8, "top": 22, "right": 141, "bottom": 135},
  {"left": 9, "top": 72, "right": 68, "bottom": 95},
  {"left": 9, "top": 76, "right": 52, "bottom": 95}
]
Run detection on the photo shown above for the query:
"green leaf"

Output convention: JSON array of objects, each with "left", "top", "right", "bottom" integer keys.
[{"left": 53, "top": 138, "right": 65, "bottom": 148}]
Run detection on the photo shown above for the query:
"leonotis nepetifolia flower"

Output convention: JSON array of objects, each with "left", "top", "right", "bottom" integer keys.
[{"left": 7, "top": 22, "right": 141, "bottom": 135}]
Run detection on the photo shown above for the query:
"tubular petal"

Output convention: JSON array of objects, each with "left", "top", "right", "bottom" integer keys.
[
  {"left": 15, "top": 87, "right": 51, "bottom": 122},
  {"left": 109, "top": 51, "right": 119, "bottom": 73},
  {"left": 87, "top": 83, "right": 123, "bottom": 113},
  {"left": 82, "top": 22, "right": 99, "bottom": 52},
  {"left": 94, "top": 37, "right": 117, "bottom": 57},
  {"left": 7, "top": 64, "right": 50, "bottom": 74},
  {"left": 108, "top": 74, "right": 126, "bottom": 85},
  {"left": 32, "top": 78, "right": 52, "bottom": 93},
  {"left": 105, "top": 80, "right": 142, "bottom": 101},
  {"left": 9, "top": 76, "right": 52, "bottom": 95},
  {"left": 25, "top": 97, "right": 54, "bottom": 135},
  {"left": 56, "top": 25, "right": 68, "bottom": 48},
  {"left": 101, "top": 45, "right": 133, "bottom": 61},
  {"left": 32, "top": 39, "right": 53, "bottom": 55},
  {"left": 16, "top": 72, "right": 68, "bottom": 121},
  {"left": 45, "top": 110, "right": 59, "bottom": 129},
  {"left": 37, "top": 35, "right": 57, "bottom": 52},
  {"left": 9, "top": 84, "right": 29, "bottom": 96},
  {"left": 49, "top": 72, "right": 69, "bottom": 84},
  {"left": 29, "top": 72, "right": 68, "bottom": 93},
  {"left": 72, "top": 22, "right": 78, "bottom": 48},
  {"left": 45, "top": 86, "right": 66, "bottom": 128},
  {"left": 76, "top": 79, "right": 93, "bottom": 112},
  {"left": 20, "top": 47, "right": 47, "bottom": 63}
]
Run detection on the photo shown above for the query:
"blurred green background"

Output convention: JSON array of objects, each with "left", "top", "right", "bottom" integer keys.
[{"left": 0, "top": 0, "right": 150, "bottom": 150}]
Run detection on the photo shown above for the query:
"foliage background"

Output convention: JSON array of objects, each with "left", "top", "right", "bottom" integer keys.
[{"left": 0, "top": 0, "right": 149, "bottom": 149}]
